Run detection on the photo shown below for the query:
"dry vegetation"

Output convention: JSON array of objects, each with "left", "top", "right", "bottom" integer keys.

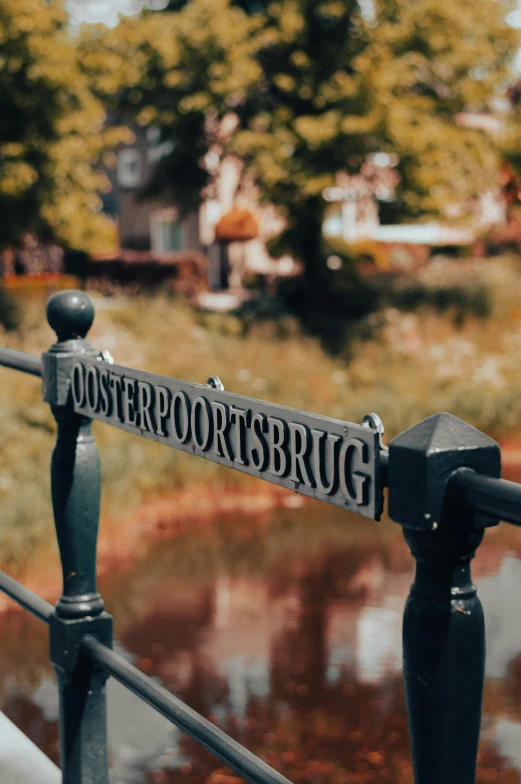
[{"left": 1, "top": 255, "right": 521, "bottom": 571}]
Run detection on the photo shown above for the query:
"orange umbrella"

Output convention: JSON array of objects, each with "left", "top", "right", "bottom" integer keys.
[{"left": 215, "top": 208, "right": 258, "bottom": 242}]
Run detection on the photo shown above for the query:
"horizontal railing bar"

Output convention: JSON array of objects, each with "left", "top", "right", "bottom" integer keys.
[
  {"left": 82, "top": 635, "right": 293, "bottom": 784},
  {"left": 0, "top": 348, "right": 42, "bottom": 377},
  {"left": 449, "top": 469, "right": 521, "bottom": 528},
  {"left": 0, "top": 571, "right": 53, "bottom": 622}
]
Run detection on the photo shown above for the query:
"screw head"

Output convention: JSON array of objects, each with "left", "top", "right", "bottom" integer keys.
[{"left": 47, "top": 290, "right": 95, "bottom": 341}]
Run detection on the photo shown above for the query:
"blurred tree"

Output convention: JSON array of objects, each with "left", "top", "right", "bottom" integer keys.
[
  {"left": 80, "top": 0, "right": 377, "bottom": 346},
  {"left": 81, "top": 0, "right": 519, "bottom": 346},
  {"left": 231, "top": 0, "right": 380, "bottom": 345},
  {"left": 499, "top": 79, "right": 521, "bottom": 213},
  {"left": 0, "top": 0, "right": 122, "bottom": 255},
  {"left": 80, "top": 0, "right": 261, "bottom": 211},
  {"left": 363, "top": 0, "right": 518, "bottom": 223}
]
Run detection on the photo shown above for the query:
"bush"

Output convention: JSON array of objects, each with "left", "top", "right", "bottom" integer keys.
[
  {"left": 0, "top": 289, "right": 20, "bottom": 331},
  {"left": 278, "top": 265, "right": 381, "bottom": 354},
  {"left": 386, "top": 277, "right": 491, "bottom": 324},
  {"left": 325, "top": 235, "right": 390, "bottom": 269}
]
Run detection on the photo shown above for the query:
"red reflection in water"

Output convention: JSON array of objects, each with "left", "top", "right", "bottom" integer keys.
[{"left": 0, "top": 506, "right": 520, "bottom": 783}]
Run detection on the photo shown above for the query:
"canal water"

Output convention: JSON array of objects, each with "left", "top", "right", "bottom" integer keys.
[{"left": 1, "top": 500, "right": 521, "bottom": 784}]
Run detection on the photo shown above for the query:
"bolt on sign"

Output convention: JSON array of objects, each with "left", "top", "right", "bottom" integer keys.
[{"left": 71, "top": 357, "right": 384, "bottom": 519}]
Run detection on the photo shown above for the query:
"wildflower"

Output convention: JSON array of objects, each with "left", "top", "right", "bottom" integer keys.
[
  {"left": 331, "top": 370, "right": 347, "bottom": 385},
  {"left": 472, "top": 356, "right": 505, "bottom": 388}
]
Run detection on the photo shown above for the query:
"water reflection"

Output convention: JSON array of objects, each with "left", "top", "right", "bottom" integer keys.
[{"left": 0, "top": 504, "right": 521, "bottom": 782}]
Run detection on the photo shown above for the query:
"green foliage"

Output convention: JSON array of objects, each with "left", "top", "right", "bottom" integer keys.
[
  {"left": 364, "top": 0, "right": 518, "bottom": 221},
  {"left": 79, "top": 0, "right": 519, "bottom": 339},
  {"left": 324, "top": 235, "right": 390, "bottom": 269},
  {"left": 232, "top": 1, "right": 373, "bottom": 205},
  {"left": 0, "top": 0, "right": 122, "bottom": 254},
  {"left": 385, "top": 273, "right": 492, "bottom": 325},
  {"left": 79, "top": 0, "right": 261, "bottom": 209}
]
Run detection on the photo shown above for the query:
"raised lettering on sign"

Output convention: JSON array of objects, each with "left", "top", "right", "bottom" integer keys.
[{"left": 70, "top": 358, "right": 383, "bottom": 519}]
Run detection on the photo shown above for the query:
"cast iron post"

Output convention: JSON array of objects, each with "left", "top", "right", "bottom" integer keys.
[
  {"left": 43, "top": 291, "right": 113, "bottom": 784},
  {"left": 388, "top": 413, "right": 501, "bottom": 784}
]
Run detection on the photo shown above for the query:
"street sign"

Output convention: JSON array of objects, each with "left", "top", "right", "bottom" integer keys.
[{"left": 70, "top": 356, "right": 384, "bottom": 519}]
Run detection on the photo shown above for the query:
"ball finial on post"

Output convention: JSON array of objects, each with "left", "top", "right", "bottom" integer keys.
[{"left": 46, "top": 290, "right": 95, "bottom": 342}]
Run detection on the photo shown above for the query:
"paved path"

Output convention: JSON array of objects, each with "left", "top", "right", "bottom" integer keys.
[{"left": 0, "top": 711, "right": 60, "bottom": 783}]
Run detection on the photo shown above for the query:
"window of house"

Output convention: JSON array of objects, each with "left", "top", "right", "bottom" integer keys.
[
  {"left": 147, "top": 131, "right": 175, "bottom": 165},
  {"left": 151, "top": 213, "right": 183, "bottom": 252},
  {"left": 117, "top": 149, "right": 142, "bottom": 188}
]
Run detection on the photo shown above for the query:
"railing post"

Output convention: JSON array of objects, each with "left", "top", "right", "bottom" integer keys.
[
  {"left": 42, "top": 291, "right": 112, "bottom": 784},
  {"left": 388, "top": 413, "right": 501, "bottom": 784}
]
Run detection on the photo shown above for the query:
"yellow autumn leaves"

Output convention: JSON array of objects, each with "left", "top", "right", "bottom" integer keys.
[
  {"left": 1, "top": 0, "right": 520, "bottom": 256},
  {"left": 0, "top": 0, "right": 123, "bottom": 253}
]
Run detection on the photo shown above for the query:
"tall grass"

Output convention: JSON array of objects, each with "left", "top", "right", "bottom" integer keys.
[{"left": 1, "top": 255, "right": 521, "bottom": 571}]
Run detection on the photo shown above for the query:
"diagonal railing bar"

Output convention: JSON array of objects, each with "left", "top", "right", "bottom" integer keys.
[
  {"left": 0, "top": 570, "right": 53, "bottom": 622},
  {"left": 0, "top": 565, "right": 292, "bottom": 784},
  {"left": 0, "top": 347, "right": 42, "bottom": 377},
  {"left": 82, "top": 635, "right": 293, "bottom": 784}
]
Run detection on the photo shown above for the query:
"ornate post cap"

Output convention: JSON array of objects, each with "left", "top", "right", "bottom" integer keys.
[
  {"left": 43, "top": 291, "right": 97, "bottom": 407},
  {"left": 47, "top": 290, "right": 95, "bottom": 343},
  {"left": 388, "top": 412, "right": 501, "bottom": 530}
]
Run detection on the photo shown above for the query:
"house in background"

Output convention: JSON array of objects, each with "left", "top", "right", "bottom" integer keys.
[
  {"left": 97, "top": 123, "right": 296, "bottom": 297},
  {"left": 97, "top": 102, "right": 511, "bottom": 291},
  {"left": 100, "top": 124, "right": 201, "bottom": 257},
  {"left": 322, "top": 140, "right": 507, "bottom": 271}
]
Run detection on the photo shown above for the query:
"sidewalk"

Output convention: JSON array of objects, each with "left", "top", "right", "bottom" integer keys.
[{"left": 0, "top": 711, "right": 60, "bottom": 783}]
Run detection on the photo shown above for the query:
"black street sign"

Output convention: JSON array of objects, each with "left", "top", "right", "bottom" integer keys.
[{"left": 71, "top": 356, "right": 384, "bottom": 519}]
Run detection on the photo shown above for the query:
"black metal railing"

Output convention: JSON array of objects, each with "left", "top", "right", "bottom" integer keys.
[
  {"left": 0, "top": 346, "right": 43, "bottom": 377},
  {"left": 0, "top": 572, "right": 291, "bottom": 784},
  {"left": 0, "top": 288, "right": 520, "bottom": 783}
]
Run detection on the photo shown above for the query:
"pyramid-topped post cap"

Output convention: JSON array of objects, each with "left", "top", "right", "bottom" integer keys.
[
  {"left": 47, "top": 290, "right": 95, "bottom": 342},
  {"left": 388, "top": 412, "right": 501, "bottom": 530}
]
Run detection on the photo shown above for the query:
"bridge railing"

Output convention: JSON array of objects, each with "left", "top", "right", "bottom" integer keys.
[{"left": 0, "top": 288, "right": 519, "bottom": 784}]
